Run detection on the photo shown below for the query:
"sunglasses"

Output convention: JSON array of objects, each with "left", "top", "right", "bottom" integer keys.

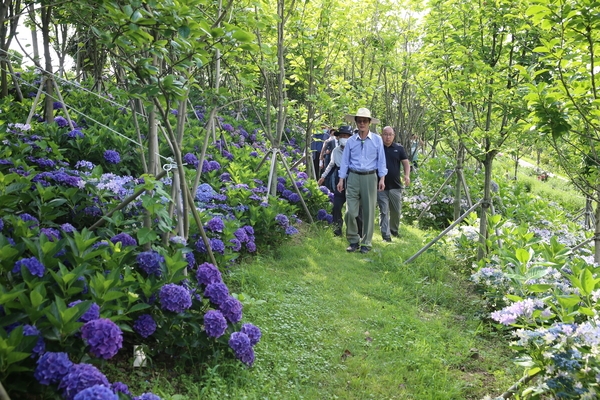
[{"left": 356, "top": 118, "right": 370, "bottom": 124}]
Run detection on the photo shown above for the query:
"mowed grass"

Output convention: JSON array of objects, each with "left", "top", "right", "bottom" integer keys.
[{"left": 187, "top": 224, "right": 520, "bottom": 400}]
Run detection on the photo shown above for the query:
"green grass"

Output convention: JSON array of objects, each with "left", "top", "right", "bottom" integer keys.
[{"left": 131, "top": 224, "right": 519, "bottom": 399}]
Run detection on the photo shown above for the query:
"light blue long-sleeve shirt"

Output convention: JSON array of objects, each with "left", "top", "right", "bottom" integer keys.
[{"left": 338, "top": 132, "right": 388, "bottom": 179}]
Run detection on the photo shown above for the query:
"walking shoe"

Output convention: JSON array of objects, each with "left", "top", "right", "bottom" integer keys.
[
  {"left": 383, "top": 237, "right": 392, "bottom": 242},
  {"left": 346, "top": 243, "right": 360, "bottom": 252},
  {"left": 360, "top": 246, "right": 371, "bottom": 254},
  {"left": 391, "top": 231, "right": 399, "bottom": 238}
]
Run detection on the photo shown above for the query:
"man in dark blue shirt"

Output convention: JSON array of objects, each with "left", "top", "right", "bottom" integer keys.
[
  {"left": 310, "top": 126, "right": 330, "bottom": 179},
  {"left": 378, "top": 126, "right": 410, "bottom": 241}
]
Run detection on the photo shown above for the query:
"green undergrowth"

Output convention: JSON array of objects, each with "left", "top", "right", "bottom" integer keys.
[{"left": 113, "top": 223, "right": 519, "bottom": 399}]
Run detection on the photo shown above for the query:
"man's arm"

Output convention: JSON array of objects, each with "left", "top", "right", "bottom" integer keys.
[{"left": 401, "top": 159, "right": 411, "bottom": 187}]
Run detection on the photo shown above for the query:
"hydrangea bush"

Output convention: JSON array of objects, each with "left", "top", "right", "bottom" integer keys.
[{"left": 0, "top": 82, "right": 324, "bottom": 399}]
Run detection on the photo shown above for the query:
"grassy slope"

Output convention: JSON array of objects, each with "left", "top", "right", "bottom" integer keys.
[{"left": 193, "top": 224, "right": 520, "bottom": 400}]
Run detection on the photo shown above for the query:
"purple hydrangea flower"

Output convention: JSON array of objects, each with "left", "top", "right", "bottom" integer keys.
[
  {"left": 208, "top": 160, "right": 221, "bottom": 171},
  {"left": 81, "top": 318, "right": 123, "bottom": 359},
  {"left": 221, "top": 123, "right": 234, "bottom": 132},
  {"left": 133, "top": 314, "right": 157, "bottom": 338},
  {"left": 55, "top": 116, "right": 69, "bottom": 127},
  {"left": 111, "top": 382, "right": 131, "bottom": 395},
  {"left": 12, "top": 257, "right": 45, "bottom": 277},
  {"left": 73, "top": 384, "right": 118, "bottom": 400},
  {"left": 285, "top": 226, "right": 299, "bottom": 235},
  {"left": 66, "top": 129, "right": 84, "bottom": 139},
  {"left": 243, "top": 225, "right": 254, "bottom": 235},
  {"left": 246, "top": 241, "right": 256, "bottom": 253},
  {"left": 325, "top": 214, "right": 333, "bottom": 224},
  {"left": 220, "top": 172, "right": 232, "bottom": 182},
  {"left": 220, "top": 296, "right": 243, "bottom": 323},
  {"left": 204, "top": 282, "right": 230, "bottom": 306},
  {"left": 24, "top": 324, "right": 45, "bottom": 357},
  {"left": 136, "top": 251, "right": 164, "bottom": 276},
  {"left": 134, "top": 394, "right": 161, "bottom": 400},
  {"left": 110, "top": 233, "right": 137, "bottom": 247},
  {"left": 317, "top": 209, "right": 328, "bottom": 221},
  {"left": 61, "top": 223, "right": 77, "bottom": 233},
  {"left": 234, "top": 228, "right": 249, "bottom": 243},
  {"left": 275, "top": 214, "right": 289, "bottom": 228},
  {"left": 68, "top": 300, "right": 100, "bottom": 323},
  {"left": 19, "top": 213, "right": 39, "bottom": 227},
  {"left": 196, "top": 262, "right": 222, "bottom": 286},
  {"left": 183, "top": 153, "right": 199, "bottom": 168},
  {"left": 159, "top": 283, "right": 192, "bottom": 313},
  {"left": 241, "top": 323, "right": 262, "bottom": 346},
  {"left": 103, "top": 150, "right": 121, "bottom": 164},
  {"left": 229, "top": 332, "right": 255, "bottom": 366},
  {"left": 184, "top": 252, "right": 195, "bottom": 269},
  {"left": 229, "top": 238, "right": 242, "bottom": 252},
  {"left": 204, "top": 310, "right": 228, "bottom": 338},
  {"left": 288, "top": 193, "right": 301, "bottom": 203},
  {"left": 210, "top": 238, "right": 226, "bottom": 255},
  {"left": 41, "top": 227, "right": 61, "bottom": 242},
  {"left": 0, "top": 218, "right": 3, "bottom": 231},
  {"left": 205, "top": 217, "right": 225, "bottom": 233},
  {"left": 84, "top": 206, "right": 102, "bottom": 217},
  {"left": 59, "top": 363, "right": 110, "bottom": 400},
  {"left": 297, "top": 172, "right": 308, "bottom": 179},
  {"left": 34, "top": 352, "right": 73, "bottom": 385}
]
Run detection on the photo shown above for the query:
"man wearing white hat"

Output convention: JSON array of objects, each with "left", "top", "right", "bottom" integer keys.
[{"left": 337, "top": 108, "right": 387, "bottom": 254}]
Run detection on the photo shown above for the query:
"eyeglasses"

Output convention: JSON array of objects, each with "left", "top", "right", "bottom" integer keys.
[
  {"left": 356, "top": 119, "right": 370, "bottom": 124},
  {"left": 382, "top": 133, "right": 394, "bottom": 136}
]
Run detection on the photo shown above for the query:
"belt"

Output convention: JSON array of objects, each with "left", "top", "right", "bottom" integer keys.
[{"left": 350, "top": 169, "right": 376, "bottom": 175}]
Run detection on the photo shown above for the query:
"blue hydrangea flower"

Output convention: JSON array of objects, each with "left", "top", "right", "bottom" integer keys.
[
  {"left": 228, "top": 332, "right": 255, "bottom": 366},
  {"left": 66, "top": 129, "right": 84, "bottom": 139},
  {"left": 133, "top": 393, "right": 161, "bottom": 400},
  {"left": 205, "top": 217, "right": 225, "bottom": 232},
  {"left": 12, "top": 257, "right": 45, "bottom": 277},
  {"left": 24, "top": 324, "right": 45, "bottom": 357},
  {"left": 288, "top": 193, "right": 301, "bottom": 203},
  {"left": 136, "top": 251, "right": 164, "bottom": 276},
  {"left": 210, "top": 238, "right": 226, "bottom": 255},
  {"left": 196, "top": 262, "right": 222, "bottom": 286},
  {"left": 68, "top": 300, "right": 100, "bottom": 323},
  {"left": 103, "top": 150, "right": 121, "bottom": 164},
  {"left": 133, "top": 314, "right": 157, "bottom": 338},
  {"left": 53, "top": 101, "right": 63, "bottom": 110},
  {"left": 208, "top": 160, "right": 221, "bottom": 171},
  {"left": 221, "top": 123, "right": 234, "bottom": 132},
  {"left": 110, "top": 233, "right": 137, "bottom": 247},
  {"left": 184, "top": 252, "right": 195, "bottom": 269},
  {"left": 204, "top": 283, "right": 230, "bottom": 306},
  {"left": 241, "top": 323, "right": 262, "bottom": 346},
  {"left": 75, "top": 160, "right": 95, "bottom": 170},
  {"left": 183, "top": 153, "right": 199, "bottom": 168},
  {"left": 55, "top": 116, "right": 69, "bottom": 127},
  {"left": 275, "top": 214, "right": 289, "bottom": 229},
  {"left": 159, "top": 284, "right": 192, "bottom": 313},
  {"left": 61, "top": 223, "right": 77, "bottom": 233},
  {"left": 59, "top": 363, "right": 110, "bottom": 400},
  {"left": 73, "top": 384, "right": 118, "bottom": 400},
  {"left": 220, "top": 296, "right": 243, "bottom": 323},
  {"left": 81, "top": 318, "right": 123, "bottom": 359},
  {"left": 229, "top": 238, "right": 242, "bottom": 252},
  {"left": 0, "top": 218, "right": 4, "bottom": 231},
  {"left": 243, "top": 225, "right": 254, "bottom": 235},
  {"left": 34, "top": 352, "right": 73, "bottom": 385},
  {"left": 41, "top": 227, "right": 61, "bottom": 242},
  {"left": 285, "top": 226, "right": 299, "bottom": 235},
  {"left": 111, "top": 382, "right": 131, "bottom": 395},
  {"left": 204, "top": 310, "right": 228, "bottom": 338},
  {"left": 234, "top": 228, "right": 249, "bottom": 243},
  {"left": 19, "top": 213, "right": 39, "bottom": 227},
  {"left": 316, "top": 209, "right": 328, "bottom": 221},
  {"left": 246, "top": 241, "right": 256, "bottom": 253}
]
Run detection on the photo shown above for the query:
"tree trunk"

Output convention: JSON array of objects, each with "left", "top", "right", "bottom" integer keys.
[
  {"left": 595, "top": 196, "right": 600, "bottom": 263},
  {"left": 454, "top": 143, "right": 465, "bottom": 220},
  {"left": 41, "top": 4, "right": 54, "bottom": 123},
  {"left": 477, "top": 151, "right": 495, "bottom": 260}
]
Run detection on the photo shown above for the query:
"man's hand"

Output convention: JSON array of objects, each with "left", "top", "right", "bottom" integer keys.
[
  {"left": 378, "top": 177, "right": 385, "bottom": 191},
  {"left": 337, "top": 178, "right": 345, "bottom": 193},
  {"left": 318, "top": 177, "right": 325, "bottom": 186},
  {"left": 404, "top": 176, "right": 411, "bottom": 187}
]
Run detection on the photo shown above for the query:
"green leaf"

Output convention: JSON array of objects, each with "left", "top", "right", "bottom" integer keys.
[
  {"left": 526, "top": 284, "right": 552, "bottom": 293},
  {"left": 102, "top": 291, "right": 126, "bottom": 302},
  {"left": 556, "top": 295, "right": 581, "bottom": 309},
  {"left": 515, "top": 248, "right": 531, "bottom": 264},
  {"left": 127, "top": 303, "right": 152, "bottom": 314},
  {"left": 579, "top": 268, "right": 597, "bottom": 296},
  {"left": 137, "top": 228, "right": 157, "bottom": 245},
  {"left": 578, "top": 307, "right": 595, "bottom": 317}
]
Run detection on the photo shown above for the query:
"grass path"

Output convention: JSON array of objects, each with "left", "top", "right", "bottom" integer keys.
[{"left": 204, "top": 225, "right": 520, "bottom": 399}]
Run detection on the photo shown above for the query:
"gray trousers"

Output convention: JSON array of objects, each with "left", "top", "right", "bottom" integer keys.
[
  {"left": 345, "top": 172, "right": 377, "bottom": 247},
  {"left": 377, "top": 188, "right": 403, "bottom": 237}
]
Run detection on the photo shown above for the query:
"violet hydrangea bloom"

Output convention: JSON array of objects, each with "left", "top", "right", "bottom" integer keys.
[
  {"left": 73, "top": 384, "right": 118, "bottom": 400},
  {"left": 134, "top": 393, "right": 162, "bottom": 400},
  {"left": 205, "top": 216, "right": 225, "bottom": 232},
  {"left": 204, "top": 310, "right": 228, "bottom": 338},
  {"left": 110, "top": 232, "right": 137, "bottom": 247},
  {"left": 61, "top": 223, "right": 77, "bottom": 233},
  {"left": 210, "top": 238, "right": 226, "bottom": 255},
  {"left": 0, "top": 217, "right": 3, "bottom": 231},
  {"left": 111, "top": 382, "right": 131, "bottom": 396},
  {"left": 24, "top": 324, "right": 45, "bottom": 357},
  {"left": 183, "top": 153, "right": 199, "bottom": 168},
  {"left": 229, "top": 238, "right": 242, "bottom": 252},
  {"left": 275, "top": 214, "right": 289, "bottom": 228},
  {"left": 34, "top": 352, "right": 73, "bottom": 385},
  {"left": 204, "top": 282, "right": 230, "bottom": 306},
  {"left": 159, "top": 283, "right": 192, "bottom": 313},
  {"left": 316, "top": 209, "right": 328, "bottom": 221},
  {"left": 241, "top": 323, "right": 262, "bottom": 346},
  {"left": 68, "top": 300, "right": 100, "bottom": 323},
  {"left": 234, "top": 228, "right": 249, "bottom": 243},
  {"left": 103, "top": 150, "right": 121, "bottom": 164},
  {"left": 228, "top": 331, "right": 255, "bottom": 366},
  {"left": 285, "top": 226, "right": 299, "bottom": 235},
  {"left": 81, "top": 318, "right": 123, "bottom": 359},
  {"left": 19, "top": 213, "right": 39, "bottom": 226},
  {"left": 59, "top": 363, "right": 110, "bottom": 400},
  {"left": 196, "top": 262, "right": 222, "bottom": 286},
  {"left": 12, "top": 257, "right": 45, "bottom": 277},
  {"left": 55, "top": 116, "right": 69, "bottom": 127},
  {"left": 41, "top": 227, "right": 61, "bottom": 242},
  {"left": 133, "top": 314, "right": 157, "bottom": 338},
  {"left": 220, "top": 296, "right": 243, "bottom": 323},
  {"left": 136, "top": 251, "right": 164, "bottom": 276}
]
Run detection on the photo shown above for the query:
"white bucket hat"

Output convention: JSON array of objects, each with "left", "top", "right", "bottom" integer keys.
[{"left": 344, "top": 107, "right": 380, "bottom": 124}]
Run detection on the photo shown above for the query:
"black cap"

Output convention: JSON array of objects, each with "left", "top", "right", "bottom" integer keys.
[{"left": 337, "top": 125, "right": 353, "bottom": 135}]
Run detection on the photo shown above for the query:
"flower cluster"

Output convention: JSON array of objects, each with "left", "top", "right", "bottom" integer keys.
[
  {"left": 220, "top": 296, "right": 243, "bottom": 323},
  {"left": 136, "top": 251, "right": 164, "bottom": 276},
  {"left": 103, "top": 150, "right": 121, "bottom": 164},
  {"left": 228, "top": 331, "right": 255, "bottom": 366},
  {"left": 24, "top": 324, "right": 45, "bottom": 356},
  {"left": 204, "top": 310, "right": 228, "bottom": 338},
  {"left": 110, "top": 232, "right": 137, "bottom": 247},
  {"left": 34, "top": 352, "right": 73, "bottom": 385},
  {"left": 159, "top": 283, "right": 192, "bottom": 313},
  {"left": 81, "top": 318, "right": 123, "bottom": 359},
  {"left": 133, "top": 314, "right": 157, "bottom": 338},
  {"left": 59, "top": 363, "right": 110, "bottom": 400},
  {"left": 204, "top": 282, "right": 230, "bottom": 306},
  {"left": 183, "top": 152, "right": 199, "bottom": 168},
  {"left": 196, "top": 262, "right": 222, "bottom": 286},
  {"left": 491, "top": 298, "right": 548, "bottom": 326},
  {"left": 68, "top": 300, "right": 100, "bottom": 323},
  {"left": 12, "top": 257, "right": 45, "bottom": 277},
  {"left": 73, "top": 384, "right": 117, "bottom": 400},
  {"left": 205, "top": 216, "right": 225, "bottom": 232}
]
